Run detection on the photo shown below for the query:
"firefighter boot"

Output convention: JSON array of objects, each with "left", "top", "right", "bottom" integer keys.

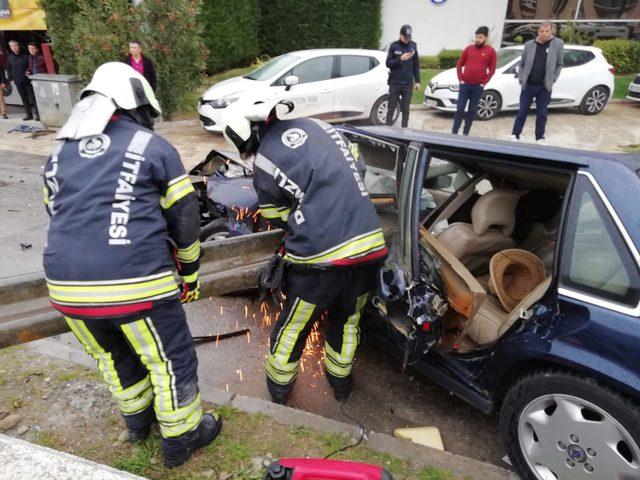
[
  {"left": 124, "top": 405, "right": 155, "bottom": 443},
  {"left": 162, "top": 413, "right": 223, "bottom": 468}
]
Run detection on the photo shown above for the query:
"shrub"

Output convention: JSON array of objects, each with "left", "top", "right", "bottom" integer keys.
[
  {"left": 199, "top": 0, "right": 260, "bottom": 73},
  {"left": 420, "top": 55, "right": 439, "bottom": 69},
  {"left": 38, "top": 0, "right": 79, "bottom": 74},
  {"left": 259, "top": 0, "right": 382, "bottom": 56},
  {"left": 136, "top": 0, "right": 208, "bottom": 117},
  {"left": 594, "top": 39, "right": 640, "bottom": 74},
  {"left": 438, "top": 49, "right": 463, "bottom": 70},
  {"left": 69, "top": 0, "right": 135, "bottom": 81}
]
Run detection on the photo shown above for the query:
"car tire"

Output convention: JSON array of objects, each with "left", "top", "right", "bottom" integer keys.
[
  {"left": 474, "top": 90, "right": 502, "bottom": 121},
  {"left": 579, "top": 85, "right": 609, "bottom": 115},
  {"left": 199, "top": 218, "right": 231, "bottom": 243},
  {"left": 500, "top": 370, "right": 640, "bottom": 480},
  {"left": 370, "top": 95, "right": 399, "bottom": 126}
]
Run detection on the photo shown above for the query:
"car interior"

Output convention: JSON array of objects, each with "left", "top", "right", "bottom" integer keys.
[
  {"left": 351, "top": 134, "right": 573, "bottom": 354},
  {"left": 422, "top": 159, "right": 569, "bottom": 353}
]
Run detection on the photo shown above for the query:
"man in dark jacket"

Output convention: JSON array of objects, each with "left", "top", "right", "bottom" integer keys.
[
  {"left": 452, "top": 26, "right": 497, "bottom": 135},
  {"left": 511, "top": 21, "right": 564, "bottom": 143},
  {"left": 122, "top": 40, "right": 157, "bottom": 91},
  {"left": 385, "top": 24, "right": 420, "bottom": 128},
  {"left": 44, "top": 62, "right": 221, "bottom": 468},
  {"left": 7, "top": 40, "right": 37, "bottom": 121},
  {"left": 221, "top": 106, "right": 387, "bottom": 405}
]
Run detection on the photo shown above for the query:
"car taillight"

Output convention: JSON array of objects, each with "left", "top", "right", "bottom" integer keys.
[{"left": 609, "top": 67, "right": 616, "bottom": 75}]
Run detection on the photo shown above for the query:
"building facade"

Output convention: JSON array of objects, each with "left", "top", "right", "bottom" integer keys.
[{"left": 381, "top": 0, "right": 640, "bottom": 54}]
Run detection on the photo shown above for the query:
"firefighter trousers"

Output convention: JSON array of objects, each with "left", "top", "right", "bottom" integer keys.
[
  {"left": 266, "top": 264, "right": 380, "bottom": 397},
  {"left": 64, "top": 300, "right": 203, "bottom": 438}
]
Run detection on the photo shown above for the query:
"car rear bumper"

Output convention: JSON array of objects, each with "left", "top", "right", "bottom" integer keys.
[{"left": 627, "top": 84, "right": 640, "bottom": 102}]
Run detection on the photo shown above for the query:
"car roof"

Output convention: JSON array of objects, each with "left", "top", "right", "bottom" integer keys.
[
  {"left": 288, "top": 48, "right": 386, "bottom": 59},
  {"left": 348, "top": 125, "right": 640, "bottom": 171},
  {"left": 501, "top": 44, "right": 602, "bottom": 53}
]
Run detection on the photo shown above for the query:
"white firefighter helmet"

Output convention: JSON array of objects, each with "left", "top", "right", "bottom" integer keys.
[
  {"left": 221, "top": 109, "right": 253, "bottom": 155},
  {"left": 220, "top": 100, "right": 295, "bottom": 154},
  {"left": 57, "top": 62, "right": 161, "bottom": 140}
]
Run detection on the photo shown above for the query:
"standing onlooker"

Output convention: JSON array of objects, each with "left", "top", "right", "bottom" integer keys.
[
  {"left": 123, "top": 40, "right": 157, "bottom": 91},
  {"left": 452, "top": 26, "right": 497, "bottom": 136},
  {"left": 26, "top": 42, "right": 45, "bottom": 121},
  {"left": 0, "top": 56, "right": 8, "bottom": 119},
  {"left": 511, "top": 21, "right": 564, "bottom": 143},
  {"left": 385, "top": 25, "right": 420, "bottom": 128},
  {"left": 7, "top": 40, "right": 38, "bottom": 121}
]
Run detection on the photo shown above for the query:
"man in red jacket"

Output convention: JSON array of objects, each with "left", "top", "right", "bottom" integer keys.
[{"left": 452, "top": 26, "right": 496, "bottom": 136}]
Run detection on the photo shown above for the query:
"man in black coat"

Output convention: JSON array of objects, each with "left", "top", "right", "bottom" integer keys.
[
  {"left": 385, "top": 25, "right": 421, "bottom": 128},
  {"left": 122, "top": 40, "right": 157, "bottom": 91},
  {"left": 7, "top": 40, "right": 38, "bottom": 121}
]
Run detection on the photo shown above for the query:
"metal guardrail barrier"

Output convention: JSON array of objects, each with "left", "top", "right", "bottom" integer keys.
[{"left": 0, "top": 230, "right": 283, "bottom": 348}]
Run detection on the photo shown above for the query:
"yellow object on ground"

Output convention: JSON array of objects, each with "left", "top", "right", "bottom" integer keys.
[
  {"left": 394, "top": 426, "right": 445, "bottom": 451},
  {"left": 0, "top": 0, "right": 46, "bottom": 31}
]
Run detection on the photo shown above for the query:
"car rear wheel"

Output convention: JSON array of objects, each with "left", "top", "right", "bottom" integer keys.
[
  {"left": 579, "top": 86, "right": 609, "bottom": 115},
  {"left": 500, "top": 371, "right": 640, "bottom": 480},
  {"left": 370, "top": 95, "right": 399, "bottom": 125},
  {"left": 474, "top": 90, "right": 502, "bottom": 121},
  {"left": 199, "top": 218, "right": 230, "bottom": 242}
]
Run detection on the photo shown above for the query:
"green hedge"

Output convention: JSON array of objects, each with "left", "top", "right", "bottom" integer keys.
[
  {"left": 38, "top": 0, "right": 79, "bottom": 74},
  {"left": 199, "top": 0, "right": 260, "bottom": 73},
  {"left": 420, "top": 55, "right": 440, "bottom": 69},
  {"left": 259, "top": 0, "right": 381, "bottom": 56},
  {"left": 594, "top": 39, "right": 640, "bottom": 74},
  {"left": 69, "top": 0, "right": 136, "bottom": 81},
  {"left": 136, "top": 0, "right": 208, "bottom": 117},
  {"left": 438, "top": 49, "right": 463, "bottom": 70}
]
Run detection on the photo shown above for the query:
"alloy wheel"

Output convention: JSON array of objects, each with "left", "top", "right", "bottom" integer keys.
[
  {"left": 585, "top": 88, "right": 607, "bottom": 113},
  {"left": 477, "top": 93, "right": 499, "bottom": 119},
  {"left": 377, "top": 100, "right": 389, "bottom": 124},
  {"left": 518, "top": 394, "right": 640, "bottom": 479}
]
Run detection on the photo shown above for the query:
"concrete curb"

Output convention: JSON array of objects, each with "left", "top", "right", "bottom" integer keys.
[
  {"left": 27, "top": 338, "right": 515, "bottom": 479},
  {"left": 0, "top": 433, "right": 146, "bottom": 480}
]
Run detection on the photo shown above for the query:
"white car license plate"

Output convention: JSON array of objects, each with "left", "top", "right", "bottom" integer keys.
[{"left": 425, "top": 99, "right": 437, "bottom": 107}]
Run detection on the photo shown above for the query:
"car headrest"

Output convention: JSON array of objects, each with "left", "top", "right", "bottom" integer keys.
[{"left": 471, "top": 189, "right": 522, "bottom": 237}]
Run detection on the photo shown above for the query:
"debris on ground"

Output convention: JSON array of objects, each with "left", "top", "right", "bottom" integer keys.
[
  {"left": 394, "top": 426, "right": 444, "bottom": 451},
  {"left": 19, "top": 243, "right": 32, "bottom": 250}
]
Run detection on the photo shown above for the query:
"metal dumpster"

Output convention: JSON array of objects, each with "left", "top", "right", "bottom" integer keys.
[{"left": 29, "top": 74, "right": 84, "bottom": 128}]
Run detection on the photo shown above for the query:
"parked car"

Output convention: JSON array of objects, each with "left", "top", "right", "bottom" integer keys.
[
  {"left": 336, "top": 125, "right": 639, "bottom": 480},
  {"left": 627, "top": 73, "right": 640, "bottom": 102},
  {"left": 424, "top": 45, "right": 615, "bottom": 120},
  {"left": 198, "top": 49, "right": 396, "bottom": 132}
]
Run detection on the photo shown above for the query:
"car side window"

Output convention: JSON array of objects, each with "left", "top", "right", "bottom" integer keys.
[
  {"left": 339, "top": 55, "right": 378, "bottom": 77},
  {"left": 560, "top": 176, "right": 640, "bottom": 307},
  {"left": 563, "top": 50, "right": 595, "bottom": 68},
  {"left": 279, "top": 56, "right": 334, "bottom": 85},
  {"left": 422, "top": 158, "right": 472, "bottom": 215}
]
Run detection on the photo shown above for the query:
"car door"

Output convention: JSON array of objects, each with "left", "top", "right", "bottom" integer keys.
[
  {"left": 331, "top": 55, "right": 382, "bottom": 120},
  {"left": 271, "top": 55, "right": 336, "bottom": 119},
  {"left": 557, "top": 171, "right": 640, "bottom": 388},
  {"left": 551, "top": 49, "right": 597, "bottom": 106},
  {"left": 498, "top": 57, "right": 524, "bottom": 109}
]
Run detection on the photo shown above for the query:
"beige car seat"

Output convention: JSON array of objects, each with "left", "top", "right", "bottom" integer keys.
[
  {"left": 436, "top": 189, "right": 522, "bottom": 270},
  {"left": 467, "top": 277, "right": 552, "bottom": 346}
]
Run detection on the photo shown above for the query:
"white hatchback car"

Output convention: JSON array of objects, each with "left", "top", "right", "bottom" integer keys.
[
  {"left": 198, "top": 48, "right": 395, "bottom": 132},
  {"left": 424, "top": 45, "right": 615, "bottom": 120}
]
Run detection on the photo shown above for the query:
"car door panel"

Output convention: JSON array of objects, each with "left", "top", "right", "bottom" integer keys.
[{"left": 274, "top": 56, "right": 336, "bottom": 119}]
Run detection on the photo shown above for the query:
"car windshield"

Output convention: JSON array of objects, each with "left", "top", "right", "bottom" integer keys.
[
  {"left": 244, "top": 54, "right": 300, "bottom": 81},
  {"left": 496, "top": 48, "right": 522, "bottom": 69}
]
